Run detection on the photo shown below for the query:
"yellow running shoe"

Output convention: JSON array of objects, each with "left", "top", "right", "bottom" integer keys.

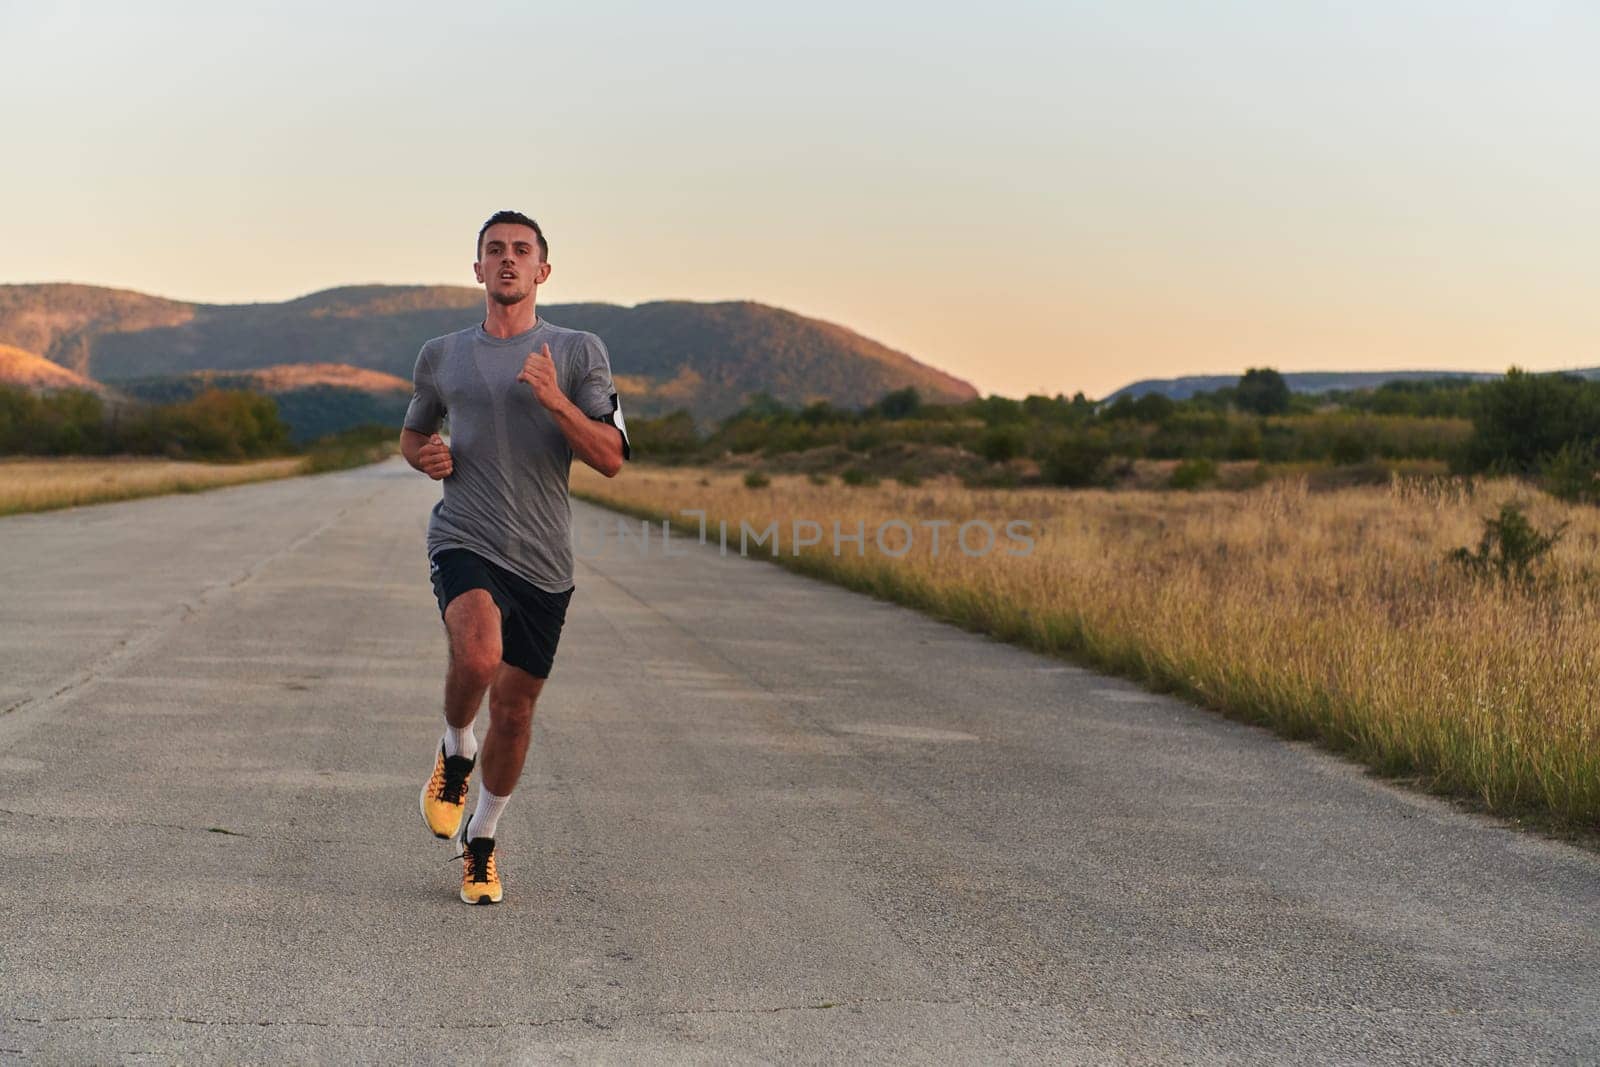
[
  {"left": 419, "top": 743, "right": 474, "bottom": 839},
  {"left": 458, "top": 830, "right": 503, "bottom": 905}
]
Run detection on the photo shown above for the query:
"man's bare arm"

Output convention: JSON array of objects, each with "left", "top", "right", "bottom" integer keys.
[
  {"left": 515, "top": 345, "right": 626, "bottom": 478},
  {"left": 546, "top": 394, "right": 625, "bottom": 477},
  {"left": 400, "top": 428, "right": 453, "bottom": 479}
]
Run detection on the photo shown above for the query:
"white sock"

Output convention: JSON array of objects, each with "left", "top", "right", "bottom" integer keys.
[
  {"left": 466, "top": 787, "right": 510, "bottom": 841},
  {"left": 443, "top": 723, "right": 478, "bottom": 761}
]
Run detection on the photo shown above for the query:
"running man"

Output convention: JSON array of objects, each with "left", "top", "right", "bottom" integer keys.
[{"left": 401, "top": 210, "right": 630, "bottom": 904}]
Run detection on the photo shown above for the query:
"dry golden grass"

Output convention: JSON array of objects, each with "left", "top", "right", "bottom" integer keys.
[
  {"left": 0, "top": 455, "right": 309, "bottom": 516},
  {"left": 574, "top": 465, "right": 1600, "bottom": 834}
]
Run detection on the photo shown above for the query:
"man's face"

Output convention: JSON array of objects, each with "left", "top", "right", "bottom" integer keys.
[{"left": 473, "top": 223, "right": 550, "bottom": 306}]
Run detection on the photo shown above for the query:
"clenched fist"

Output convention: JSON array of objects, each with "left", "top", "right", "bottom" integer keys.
[
  {"left": 516, "top": 343, "right": 563, "bottom": 410},
  {"left": 418, "top": 433, "right": 453, "bottom": 480}
]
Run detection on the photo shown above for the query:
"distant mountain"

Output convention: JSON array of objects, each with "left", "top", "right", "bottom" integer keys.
[
  {"left": 1105, "top": 368, "right": 1600, "bottom": 402},
  {"left": 0, "top": 285, "right": 195, "bottom": 376},
  {"left": 0, "top": 284, "right": 978, "bottom": 424}
]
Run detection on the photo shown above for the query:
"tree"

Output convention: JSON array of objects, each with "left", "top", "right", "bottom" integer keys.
[
  {"left": 731, "top": 392, "right": 790, "bottom": 421},
  {"left": 1101, "top": 395, "right": 1142, "bottom": 422},
  {"left": 1041, "top": 433, "right": 1113, "bottom": 487},
  {"left": 1132, "top": 392, "right": 1177, "bottom": 423},
  {"left": 0, "top": 385, "right": 108, "bottom": 455},
  {"left": 977, "top": 424, "right": 1027, "bottom": 463},
  {"left": 1463, "top": 368, "right": 1600, "bottom": 474},
  {"left": 627, "top": 409, "right": 699, "bottom": 460},
  {"left": 798, "top": 401, "right": 842, "bottom": 426},
  {"left": 969, "top": 395, "right": 1024, "bottom": 426},
  {"left": 1235, "top": 367, "right": 1291, "bottom": 415},
  {"left": 874, "top": 387, "right": 922, "bottom": 420}
]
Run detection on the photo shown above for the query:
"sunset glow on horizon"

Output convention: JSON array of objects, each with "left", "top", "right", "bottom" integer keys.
[{"left": 3, "top": 1, "right": 1596, "bottom": 399}]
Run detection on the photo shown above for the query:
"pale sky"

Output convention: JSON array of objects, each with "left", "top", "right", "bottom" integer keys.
[{"left": 2, "top": 1, "right": 1596, "bottom": 398}]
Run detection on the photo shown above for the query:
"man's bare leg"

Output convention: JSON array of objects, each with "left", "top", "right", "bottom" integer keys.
[
  {"left": 443, "top": 589, "right": 501, "bottom": 730},
  {"left": 421, "top": 589, "right": 502, "bottom": 840},
  {"left": 461, "top": 663, "right": 545, "bottom": 850},
  {"left": 478, "top": 663, "right": 546, "bottom": 796}
]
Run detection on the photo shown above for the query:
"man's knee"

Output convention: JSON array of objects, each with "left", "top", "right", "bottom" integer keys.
[
  {"left": 450, "top": 650, "right": 499, "bottom": 690},
  {"left": 487, "top": 697, "right": 534, "bottom": 738},
  {"left": 487, "top": 667, "right": 543, "bottom": 734}
]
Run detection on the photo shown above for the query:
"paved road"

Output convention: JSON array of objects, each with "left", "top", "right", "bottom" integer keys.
[{"left": 1, "top": 458, "right": 1597, "bottom": 1064}]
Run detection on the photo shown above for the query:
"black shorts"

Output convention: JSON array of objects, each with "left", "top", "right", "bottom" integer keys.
[{"left": 429, "top": 548, "right": 574, "bottom": 679}]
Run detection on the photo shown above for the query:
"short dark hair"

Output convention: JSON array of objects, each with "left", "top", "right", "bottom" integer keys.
[{"left": 477, "top": 210, "right": 547, "bottom": 262}]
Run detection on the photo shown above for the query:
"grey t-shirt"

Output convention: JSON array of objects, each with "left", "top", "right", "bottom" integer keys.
[{"left": 402, "top": 318, "right": 631, "bottom": 593}]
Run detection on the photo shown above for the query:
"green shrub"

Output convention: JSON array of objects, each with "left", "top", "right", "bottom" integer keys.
[
  {"left": 0, "top": 385, "right": 110, "bottom": 455},
  {"left": 1041, "top": 435, "right": 1112, "bottom": 487},
  {"left": 972, "top": 396, "right": 1025, "bottom": 426},
  {"left": 1448, "top": 502, "right": 1567, "bottom": 587},
  {"left": 1225, "top": 424, "right": 1264, "bottom": 460},
  {"left": 841, "top": 466, "right": 879, "bottom": 487},
  {"left": 628, "top": 410, "right": 699, "bottom": 460},
  {"left": 977, "top": 425, "right": 1027, "bottom": 463},
  {"left": 845, "top": 427, "right": 885, "bottom": 452},
  {"left": 743, "top": 470, "right": 771, "bottom": 489},
  {"left": 302, "top": 423, "right": 396, "bottom": 472},
  {"left": 1540, "top": 440, "right": 1600, "bottom": 504},
  {"left": 1168, "top": 457, "right": 1217, "bottom": 490},
  {"left": 962, "top": 467, "right": 1020, "bottom": 489},
  {"left": 121, "top": 389, "right": 290, "bottom": 460},
  {"left": 1330, "top": 433, "right": 1371, "bottom": 464}
]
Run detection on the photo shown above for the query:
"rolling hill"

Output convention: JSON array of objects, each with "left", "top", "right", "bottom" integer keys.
[
  {"left": 0, "top": 343, "right": 109, "bottom": 394},
  {"left": 1107, "top": 368, "right": 1600, "bottom": 402},
  {"left": 0, "top": 284, "right": 979, "bottom": 424}
]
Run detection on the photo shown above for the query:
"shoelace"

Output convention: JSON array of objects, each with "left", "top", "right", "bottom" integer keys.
[
  {"left": 440, "top": 763, "right": 470, "bottom": 804},
  {"left": 450, "top": 841, "right": 498, "bottom": 884},
  {"left": 430, "top": 758, "right": 471, "bottom": 805}
]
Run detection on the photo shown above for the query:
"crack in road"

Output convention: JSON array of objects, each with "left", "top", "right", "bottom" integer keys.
[
  {"left": 5, "top": 996, "right": 966, "bottom": 1033},
  {"left": 0, "top": 485, "right": 386, "bottom": 745},
  {"left": 10, "top": 996, "right": 1572, "bottom": 1037}
]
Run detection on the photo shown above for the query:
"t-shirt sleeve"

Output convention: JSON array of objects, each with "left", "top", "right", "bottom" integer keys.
[
  {"left": 402, "top": 342, "right": 445, "bottom": 434},
  {"left": 574, "top": 334, "right": 631, "bottom": 461}
]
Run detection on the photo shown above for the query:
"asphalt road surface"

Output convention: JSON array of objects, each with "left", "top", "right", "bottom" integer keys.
[{"left": 1, "top": 458, "right": 1597, "bottom": 1065}]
